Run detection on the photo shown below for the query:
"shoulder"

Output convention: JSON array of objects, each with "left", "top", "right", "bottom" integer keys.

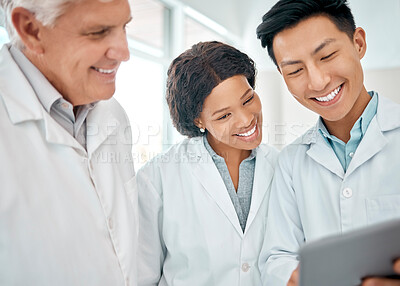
[
  {"left": 275, "top": 124, "right": 319, "bottom": 171},
  {"left": 95, "top": 97, "right": 130, "bottom": 124},
  {"left": 375, "top": 94, "right": 400, "bottom": 131},
  {"left": 256, "top": 143, "right": 280, "bottom": 166},
  {"left": 137, "top": 137, "right": 202, "bottom": 175}
]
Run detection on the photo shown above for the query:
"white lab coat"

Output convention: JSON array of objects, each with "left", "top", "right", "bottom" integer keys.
[
  {"left": 136, "top": 137, "right": 278, "bottom": 286},
  {"left": 259, "top": 94, "right": 400, "bottom": 286},
  {"left": 0, "top": 45, "right": 138, "bottom": 286}
]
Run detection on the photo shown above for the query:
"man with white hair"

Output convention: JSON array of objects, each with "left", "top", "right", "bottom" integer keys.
[{"left": 0, "top": 0, "right": 137, "bottom": 285}]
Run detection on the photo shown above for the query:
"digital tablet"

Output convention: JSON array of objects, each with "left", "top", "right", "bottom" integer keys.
[{"left": 299, "top": 218, "right": 400, "bottom": 286}]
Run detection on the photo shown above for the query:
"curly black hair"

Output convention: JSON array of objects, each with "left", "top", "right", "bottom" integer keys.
[
  {"left": 166, "top": 41, "right": 256, "bottom": 138},
  {"left": 256, "top": 0, "right": 356, "bottom": 67}
]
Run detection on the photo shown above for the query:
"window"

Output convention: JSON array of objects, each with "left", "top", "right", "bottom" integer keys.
[
  {"left": 0, "top": 26, "right": 8, "bottom": 49},
  {"left": 126, "top": 0, "right": 168, "bottom": 57},
  {"left": 117, "top": 0, "right": 230, "bottom": 168},
  {"left": 184, "top": 16, "right": 226, "bottom": 49},
  {"left": 114, "top": 57, "right": 165, "bottom": 168}
]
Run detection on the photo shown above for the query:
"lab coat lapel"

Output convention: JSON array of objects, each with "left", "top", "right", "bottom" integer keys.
[
  {"left": 345, "top": 114, "right": 387, "bottom": 178},
  {"left": 86, "top": 102, "right": 120, "bottom": 158},
  {"left": 244, "top": 146, "right": 274, "bottom": 233},
  {"left": 42, "top": 112, "right": 85, "bottom": 151},
  {"left": 189, "top": 139, "right": 244, "bottom": 237},
  {"left": 306, "top": 130, "right": 345, "bottom": 179}
]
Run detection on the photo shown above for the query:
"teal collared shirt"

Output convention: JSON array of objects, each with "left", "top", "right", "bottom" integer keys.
[{"left": 318, "top": 91, "right": 378, "bottom": 171}]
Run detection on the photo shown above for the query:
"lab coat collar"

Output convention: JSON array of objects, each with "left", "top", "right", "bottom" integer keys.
[
  {"left": 187, "top": 137, "right": 243, "bottom": 236},
  {"left": 298, "top": 93, "right": 400, "bottom": 146},
  {"left": 0, "top": 45, "right": 44, "bottom": 124},
  {"left": 344, "top": 117, "right": 387, "bottom": 177},
  {"left": 244, "top": 144, "right": 275, "bottom": 235},
  {"left": 375, "top": 95, "right": 400, "bottom": 131},
  {"left": 0, "top": 45, "right": 82, "bottom": 151},
  {"left": 86, "top": 101, "right": 120, "bottom": 157},
  {"left": 187, "top": 137, "right": 274, "bottom": 237},
  {"left": 299, "top": 94, "right": 400, "bottom": 178},
  {"left": 0, "top": 45, "right": 120, "bottom": 155}
]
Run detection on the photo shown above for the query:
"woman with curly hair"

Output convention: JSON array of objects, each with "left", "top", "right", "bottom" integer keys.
[{"left": 136, "top": 41, "right": 278, "bottom": 286}]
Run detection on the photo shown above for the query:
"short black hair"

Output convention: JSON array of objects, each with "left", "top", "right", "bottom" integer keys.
[
  {"left": 256, "top": 0, "right": 356, "bottom": 67},
  {"left": 166, "top": 41, "right": 256, "bottom": 137}
]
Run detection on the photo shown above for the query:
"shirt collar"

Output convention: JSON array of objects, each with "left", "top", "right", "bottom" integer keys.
[
  {"left": 10, "top": 46, "right": 97, "bottom": 127},
  {"left": 202, "top": 135, "right": 257, "bottom": 162},
  {"left": 318, "top": 91, "right": 377, "bottom": 142},
  {"left": 360, "top": 91, "right": 378, "bottom": 134}
]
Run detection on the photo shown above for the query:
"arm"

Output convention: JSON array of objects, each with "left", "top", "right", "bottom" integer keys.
[
  {"left": 136, "top": 164, "right": 166, "bottom": 286},
  {"left": 362, "top": 259, "right": 400, "bottom": 286},
  {"left": 259, "top": 150, "right": 305, "bottom": 286}
]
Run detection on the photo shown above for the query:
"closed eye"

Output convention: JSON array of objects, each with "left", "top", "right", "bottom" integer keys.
[
  {"left": 217, "top": 113, "right": 231, "bottom": 120},
  {"left": 89, "top": 28, "right": 110, "bottom": 37},
  {"left": 243, "top": 94, "right": 254, "bottom": 105},
  {"left": 321, "top": 51, "right": 337, "bottom": 61},
  {"left": 288, "top": 68, "right": 303, "bottom": 76}
]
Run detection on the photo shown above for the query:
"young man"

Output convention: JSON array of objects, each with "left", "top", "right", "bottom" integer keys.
[
  {"left": 0, "top": 0, "right": 137, "bottom": 285},
  {"left": 256, "top": 0, "right": 400, "bottom": 285}
]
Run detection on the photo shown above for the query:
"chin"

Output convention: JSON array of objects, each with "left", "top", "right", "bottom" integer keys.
[{"left": 94, "top": 91, "right": 115, "bottom": 102}]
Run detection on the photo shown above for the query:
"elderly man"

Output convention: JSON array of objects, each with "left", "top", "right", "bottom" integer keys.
[{"left": 0, "top": 0, "right": 137, "bottom": 285}]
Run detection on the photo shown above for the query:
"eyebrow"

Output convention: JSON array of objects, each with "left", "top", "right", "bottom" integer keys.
[
  {"left": 83, "top": 16, "right": 133, "bottom": 31},
  {"left": 280, "top": 38, "right": 337, "bottom": 68},
  {"left": 211, "top": 88, "right": 253, "bottom": 116},
  {"left": 312, "top": 38, "right": 336, "bottom": 55}
]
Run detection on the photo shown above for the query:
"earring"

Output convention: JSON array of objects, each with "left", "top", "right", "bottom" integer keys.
[{"left": 199, "top": 128, "right": 205, "bottom": 133}]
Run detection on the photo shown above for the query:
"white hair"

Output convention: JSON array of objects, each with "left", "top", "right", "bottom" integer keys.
[{"left": 0, "top": 0, "right": 80, "bottom": 49}]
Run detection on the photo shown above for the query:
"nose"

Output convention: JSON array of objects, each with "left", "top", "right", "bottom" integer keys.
[
  {"left": 106, "top": 30, "right": 130, "bottom": 62},
  {"left": 307, "top": 64, "right": 330, "bottom": 91},
  {"left": 236, "top": 109, "right": 254, "bottom": 130}
]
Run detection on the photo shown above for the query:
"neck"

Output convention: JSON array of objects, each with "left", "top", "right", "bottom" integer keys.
[
  {"left": 323, "top": 87, "right": 371, "bottom": 143},
  {"left": 206, "top": 134, "right": 251, "bottom": 166}
]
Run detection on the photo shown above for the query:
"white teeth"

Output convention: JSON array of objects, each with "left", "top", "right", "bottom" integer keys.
[
  {"left": 315, "top": 85, "right": 342, "bottom": 102},
  {"left": 237, "top": 125, "right": 257, "bottom": 137},
  {"left": 93, "top": 67, "right": 115, "bottom": 74}
]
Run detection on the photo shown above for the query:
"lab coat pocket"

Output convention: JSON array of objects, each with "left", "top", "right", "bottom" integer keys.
[{"left": 366, "top": 194, "right": 400, "bottom": 225}]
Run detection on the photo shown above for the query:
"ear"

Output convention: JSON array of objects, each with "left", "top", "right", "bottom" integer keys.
[
  {"left": 194, "top": 118, "right": 203, "bottom": 129},
  {"left": 353, "top": 27, "right": 367, "bottom": 60},
  {"left": 11, "top": 7, "right": 45, "bottom": 54}
]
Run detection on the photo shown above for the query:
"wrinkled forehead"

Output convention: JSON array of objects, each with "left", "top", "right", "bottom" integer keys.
[{"left": 56, "top": 0, "right": 130, "bottom": 22}]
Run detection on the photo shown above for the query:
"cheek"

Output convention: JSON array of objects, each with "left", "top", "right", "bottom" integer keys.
[
  {"left": 209, "top": 123, "right": 233, "bottom": 139},
  {"left": 284, "top": 78, "right": 303, "bottom": 97}
]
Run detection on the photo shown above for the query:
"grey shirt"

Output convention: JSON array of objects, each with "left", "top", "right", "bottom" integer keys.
[
  {"left": 203, "top": 135, "right": 256, "bottom": 232},
  {"left": 10, "top": 46, "right": 95, "bottom": 149}
]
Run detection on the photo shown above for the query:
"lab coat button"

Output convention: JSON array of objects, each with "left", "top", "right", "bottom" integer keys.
[
  {"left": 342, "top": 188, "right": 353, "bottom": 198},
  {"left": 241, "top": 262, "right": 250, "bottom": 272}
]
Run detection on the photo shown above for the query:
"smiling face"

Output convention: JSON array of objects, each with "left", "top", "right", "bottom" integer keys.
[
  {"left": 196, "top": 75, "right": 263, "bottom": 157},
  {"left": 30, "top": 0, "right": 131, "bottom": 106},
  {"left": 273, "top": 15, "right": 370, "bottom": 126}
]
